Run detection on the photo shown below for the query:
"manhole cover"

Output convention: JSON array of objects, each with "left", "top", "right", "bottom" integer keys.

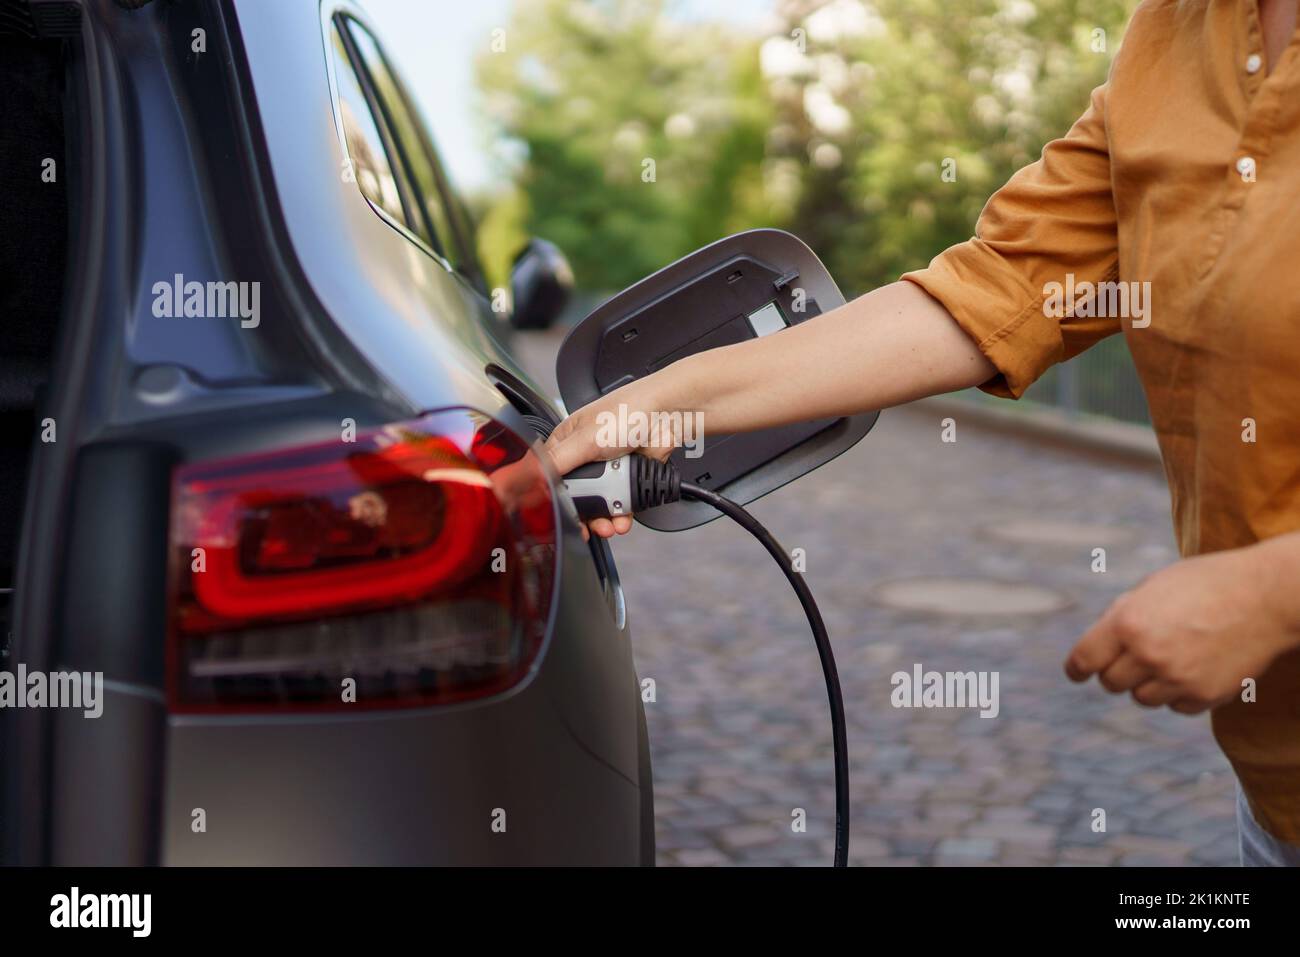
[
  {"left": 982, "top": 519, "right": 1135, "bottom": 548},
  {"left": 871, "top": 577, "right": 1071, "bottom": 615}
]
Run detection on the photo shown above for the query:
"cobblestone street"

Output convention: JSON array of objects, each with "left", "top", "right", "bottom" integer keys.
[{"left": 516, "top": 331, "right": 1238, "bottom": 867}]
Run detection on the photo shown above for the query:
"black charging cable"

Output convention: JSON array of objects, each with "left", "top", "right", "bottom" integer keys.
[{"left": 563, "top": 453, "right": 850, "bottom": 867}]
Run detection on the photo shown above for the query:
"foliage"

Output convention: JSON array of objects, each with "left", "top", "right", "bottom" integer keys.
[{"left": 476, "top": 0, "right": 1136, "bottom": 296}]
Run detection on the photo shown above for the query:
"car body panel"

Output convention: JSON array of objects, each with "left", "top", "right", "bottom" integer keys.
[{"left": 5, "top": 0, "right": 650, "bottom": 866}]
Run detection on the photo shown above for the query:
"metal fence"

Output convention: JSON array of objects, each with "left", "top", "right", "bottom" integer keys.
[
  {"left": 1024, "top": 335, "right": 1151, "bottom": 425},
  {"left": 957, "top": 334, "right": 1152, "bottom": 426}
]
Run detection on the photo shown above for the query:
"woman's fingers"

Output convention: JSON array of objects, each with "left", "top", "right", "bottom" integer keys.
[
  {"left": 1098, "top": 653, "right": 1149, "bottom": 693},
  {"left": 543, "top": 426, "right": 595, "bottom": 477},
  {"left": 586, "top": 516, "right": 634, "bottom": 538},
  {"left": 1132, "top": 680, "right": 1180, "bottom": 708}
]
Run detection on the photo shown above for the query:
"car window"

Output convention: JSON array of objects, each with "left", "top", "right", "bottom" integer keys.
[
  {"left": 343, "top": 19, "right": 487, "bottom": 288},
  {"left": 329, "top": 25, "right": 410, "bottom": 229}
]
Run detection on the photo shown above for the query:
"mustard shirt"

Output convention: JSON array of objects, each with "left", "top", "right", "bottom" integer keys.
[{"left": 903, "top": 0, "right": 1300, "bottom": 840}]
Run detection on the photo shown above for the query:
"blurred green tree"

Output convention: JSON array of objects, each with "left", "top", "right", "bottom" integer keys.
[
  {"left": 476, "top": 0, "right": 1136, "bottom": 297},
  {"left": 769, "top": 0, "right": 1134, "bottom": 292},
  {"left": 475, "top": 0, "right": 773, "bottom": 293}
]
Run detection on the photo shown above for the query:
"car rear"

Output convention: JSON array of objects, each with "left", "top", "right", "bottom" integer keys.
[{"left": 0, "top": 0, "right": 650, "bottom": 865}]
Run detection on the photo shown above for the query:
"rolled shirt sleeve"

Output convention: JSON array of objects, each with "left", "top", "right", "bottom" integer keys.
[{"left": 902, "top": 82, "right": 1122, "bottom": 398}]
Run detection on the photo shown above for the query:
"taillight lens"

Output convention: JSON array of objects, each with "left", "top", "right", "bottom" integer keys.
[{"left": 166, "top": 409, "right": 557, "bottom": 714}]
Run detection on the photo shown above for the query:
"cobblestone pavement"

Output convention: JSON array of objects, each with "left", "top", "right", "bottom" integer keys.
[{"left": 514, "top": 331, "right": 1237, "bottom": 867}]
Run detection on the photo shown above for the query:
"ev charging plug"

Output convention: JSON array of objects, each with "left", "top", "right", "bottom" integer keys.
[{"left": 561, "top": 454, "right": 681, "bottom": 520}]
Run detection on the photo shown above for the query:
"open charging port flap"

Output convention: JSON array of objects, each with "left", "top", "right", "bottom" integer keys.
[{"left": 556, "top": 229, "right": 879, "bottom": 531}]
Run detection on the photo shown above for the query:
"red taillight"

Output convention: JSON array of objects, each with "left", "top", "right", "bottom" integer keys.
[{"left": 166, "top": 409, "right": 557, "bottom": 714}]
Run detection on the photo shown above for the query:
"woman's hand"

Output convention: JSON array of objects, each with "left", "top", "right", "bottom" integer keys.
[
  {"left": 1065, "top": 536, "right": 1300, "bottom": 712},
  {"left": 543, "top": 375, "right": 682, "bottom": 539}
]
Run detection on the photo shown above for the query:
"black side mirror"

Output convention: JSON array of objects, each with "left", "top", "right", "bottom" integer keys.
[{"left": 509, "top": 238, "right": 574, "bottom": 330}]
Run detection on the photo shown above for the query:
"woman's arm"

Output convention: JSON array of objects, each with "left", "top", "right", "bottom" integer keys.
[
  {"left": 544, "top": 280, "right": 995, "bottom": 535},
  {"left": 673, "top": 280, "right": 996, "bottom": 432}
]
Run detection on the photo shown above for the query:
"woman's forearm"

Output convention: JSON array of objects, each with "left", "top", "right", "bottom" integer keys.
[
  {"left": 545, "top": 281, "right": 996, "bottom": 478},
  {"left": 655, "top": 281, "right": 995, "bottom": 433}
]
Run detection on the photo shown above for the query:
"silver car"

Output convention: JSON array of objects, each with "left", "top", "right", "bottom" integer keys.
[{"left": 1, "top": 0, "right": 651, "bottom": 865}]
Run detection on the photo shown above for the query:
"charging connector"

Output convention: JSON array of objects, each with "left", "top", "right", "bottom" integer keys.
[
  {"left": 561, "top": 455, "right": 679, "bottom": 519},
  {"left": 563, "top": 454, "right": 850, "bottom": 867}
]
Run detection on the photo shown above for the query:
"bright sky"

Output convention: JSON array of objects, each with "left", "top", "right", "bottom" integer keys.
[{"left": 361, "top": 0, "right": 774, "bottom": 195}]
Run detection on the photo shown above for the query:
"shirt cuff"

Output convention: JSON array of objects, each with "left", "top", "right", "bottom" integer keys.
[{"left": 901, "top": 241, "right": 1064, "bottom": 399}]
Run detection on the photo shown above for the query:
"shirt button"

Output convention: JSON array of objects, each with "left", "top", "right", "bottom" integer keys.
[
  {"left": 1237, "top": 155, "right": 1256, "bottom": 180},
  {"left": 1246, "top": 53, "right": 1263, "bottom": 74}
]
